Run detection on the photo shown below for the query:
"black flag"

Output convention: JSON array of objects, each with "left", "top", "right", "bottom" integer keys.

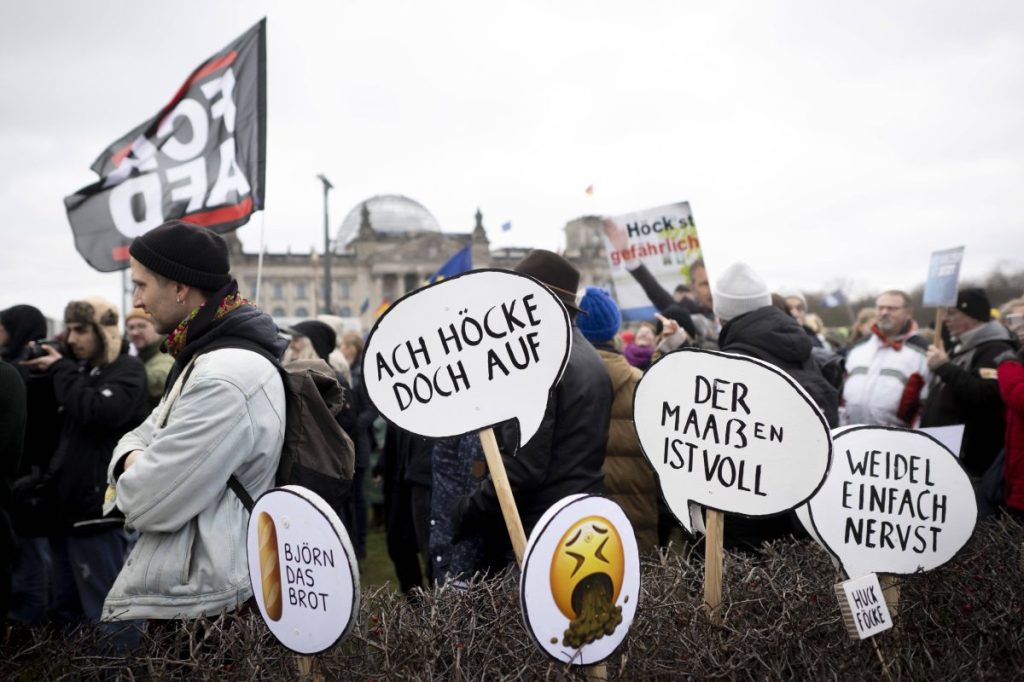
[{"left": 64, "top": 19, "right": 267, "bottom": 272}]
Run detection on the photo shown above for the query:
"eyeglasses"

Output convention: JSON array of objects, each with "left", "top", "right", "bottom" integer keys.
[{"left": 1007, "top": 313, "right": 1024, "bottom": 330}]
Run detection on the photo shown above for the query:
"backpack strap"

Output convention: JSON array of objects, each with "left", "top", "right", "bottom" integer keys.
[
  {"left": 175, "top": 337, "right": 284, "bottom": 514},
  {"left": 227, "top": 474, "right": 255, "bottom": 512}
]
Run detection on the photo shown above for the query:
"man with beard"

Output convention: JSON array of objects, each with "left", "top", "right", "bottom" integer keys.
[
  {"left": 842, "top": 290, "right": 930, "bottom": 427},
  {"left": 103, "top": 220, "right": 286, "bottom": 623}
]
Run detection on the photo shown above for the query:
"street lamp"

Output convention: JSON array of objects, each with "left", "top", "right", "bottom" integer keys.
[{"left": 316, "top": 174, "right": 334, "bottom": 315}]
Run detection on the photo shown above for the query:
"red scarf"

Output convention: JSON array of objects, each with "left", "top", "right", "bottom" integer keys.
[{"left": 871, "top": 320, "right": 917, "bottom": 350}]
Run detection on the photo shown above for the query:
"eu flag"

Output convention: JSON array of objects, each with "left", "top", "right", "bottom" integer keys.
[{"left": 429, "top": 244, "right": 472, "bottom": 284}]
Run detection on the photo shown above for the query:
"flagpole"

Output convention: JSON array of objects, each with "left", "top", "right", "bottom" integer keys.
[{"left": 254, "top": 211, "right": 266, "bottom": 308}]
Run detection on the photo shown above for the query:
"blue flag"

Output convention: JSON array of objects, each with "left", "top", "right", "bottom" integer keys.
[
  {"left": 429, "top": 244, "right": 472, "bottom": 284},
  {"left": 501, "top": 220, "right": 512, "bottom": 232},
  {"left": 821, "top": 289, "right": 847, "bottom": 308}
]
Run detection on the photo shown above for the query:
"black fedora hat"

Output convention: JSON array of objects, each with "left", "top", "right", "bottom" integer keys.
[{"left": 513, "top": 249, "right": 582, "bottom": 312}]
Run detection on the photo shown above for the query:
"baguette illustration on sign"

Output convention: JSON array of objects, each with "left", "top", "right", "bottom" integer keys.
[
  {"left": 246, "top": 487, "right": 360, "bottom": 655},
  {"left": 520, "top": 494, "right": 640, "bottom": 665},
  {"left": 633, "top": 348, "right": 833, "bottom": 531},
  {"left": 362, "top": 269, "right": 571, "bottom": 450},
  {"left": 803, "top": 426, "right": 977, "bottom": 578}
]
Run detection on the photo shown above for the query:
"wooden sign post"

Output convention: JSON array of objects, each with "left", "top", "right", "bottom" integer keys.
[
  {"left": 632, "top": 348, "right": 833, "bottom": 621},
  {"left": 478, "top": 427, "right": 527, "bottom": 564},
  {"left": 704, "top": 510, "right": 724, "bottom": 622},
  {"left": 361, "top": 269, "right": 573, "bottom": 566}
]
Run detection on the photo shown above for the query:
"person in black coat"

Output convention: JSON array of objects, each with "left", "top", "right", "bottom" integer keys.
[
  {"left": 921, "top": 288, "right": 1018, "bottom": 477},
  {"left": 1, "top": 304, "right": 62, "bottom": 625},
  {"left": 709, "top": 263, "right": 839, "bottom": 551},
  {"left": 20, "top": 297, "right": 148, "bottom": 627},
  {"left": 0, "top": 359, "right": 27, "bottom": 627},
  {"left": 454, "top": 250, "right": 614, "bottom": 550}
]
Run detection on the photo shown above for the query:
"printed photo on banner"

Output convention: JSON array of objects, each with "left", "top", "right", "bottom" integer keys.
[{"left": 600, "top": 200, "right": 702, "bottom": 320}]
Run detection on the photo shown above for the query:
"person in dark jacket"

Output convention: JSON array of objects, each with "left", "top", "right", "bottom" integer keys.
[
  {"left": 20, "top": 297, "right": 148, "bottom": 628},
  {"left": 710, "top": 263, "right": 838, "bottom": 551},
  {"left": 381, "top": 425, "right": 433, "bottom": 593},
  {"left": 921, "top": 287, "right": 1018, "bottom": 477},
  {"left": 0, "top": 358, "right": 27, "bottom": 627},
  {"left": 714, "top": 265, "right": 840, "bottom": 428},
  {"left": 342, "top": 330, "right": 377, "bottom": 561},
  {"left": 455, "top": 250, "right": 614, "bottom": 546},
  {"left": 1, "top": 304, "right": 61, "bottom": 625}
]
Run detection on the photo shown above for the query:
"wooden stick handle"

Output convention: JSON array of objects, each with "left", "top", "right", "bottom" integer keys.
[
  {"left": 704, "top": 509, "right": 724, "bottom": 622},
  {"left": 879, "top": 574, "right": 900, "bottom": 619},
  {"left": 478, "top": 427, "right": 528, "bottom": 566},
  {"left": 935, "top": 308, "right": 946, "bottom": 353}
]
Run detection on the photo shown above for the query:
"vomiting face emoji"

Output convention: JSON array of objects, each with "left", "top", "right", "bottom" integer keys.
[{"left": 549, "top": 516, "right": 625, "bottom": 648}]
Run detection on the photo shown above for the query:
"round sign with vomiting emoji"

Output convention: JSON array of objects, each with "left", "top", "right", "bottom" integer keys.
[
  {"left": 246, "top": 486, "right": 359, "bottom": 654},
  {"left": 520, "top": 494, "right": 640, "bottom": 665}
]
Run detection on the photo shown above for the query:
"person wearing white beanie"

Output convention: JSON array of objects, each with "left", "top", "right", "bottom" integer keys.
[{"left": 711, "top": 262, "right": 773, "bottom": 322}]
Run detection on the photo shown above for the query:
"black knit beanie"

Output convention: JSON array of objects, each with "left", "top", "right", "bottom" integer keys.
[
  {"left": 290, "top": 320, "right": 337, "bottom": 363},
  {"left": 955, "top": 287, "right": 991, "bottom": 322},
  {"left": 129, "top": 220, "right": 231, "bottom": 290}
]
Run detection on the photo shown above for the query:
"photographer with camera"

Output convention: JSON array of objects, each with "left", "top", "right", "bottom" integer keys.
[
  {"left": 2, "top": 304, "right": 61, "bottom": 626},
  {"left": 19, "top": 297, "right": 148, "bottom": 632}
]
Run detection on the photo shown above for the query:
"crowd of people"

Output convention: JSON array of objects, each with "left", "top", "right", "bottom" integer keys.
[{"left": 2, "top": 217, "right": 1023, "bottom": 644}]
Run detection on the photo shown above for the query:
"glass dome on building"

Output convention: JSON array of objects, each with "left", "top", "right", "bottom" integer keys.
[{"left": 335, "top": 194, "right": 441, "bottom": 252}]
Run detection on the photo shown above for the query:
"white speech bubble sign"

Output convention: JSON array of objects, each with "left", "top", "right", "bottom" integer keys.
[
  {"left": 633, "top": 348, "right": 833, "bottom": 533},
  {"left": 362, "top": 270, "right": 571, "bottom": 449},
  {"left": 806, "top": 426, "right": 977, "bottom": 578},
  {"left": 247, "top": 486, "right": 360, "bottom": 655},
  {"left": 520, "top": 494, "right": 641, "bottom": 665}
]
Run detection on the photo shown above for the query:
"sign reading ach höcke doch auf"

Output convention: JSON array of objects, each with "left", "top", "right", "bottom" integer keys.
[
  {"left": 64, "top": 20, "right": 266, "bottom": 273},
  {"left": 247, "top": 486, "right": 359, "bottom": 655},
  {"left": 633, "top": 348, "right": 833, "bottom": 532},
  {"left": 806, "top": 426, "right": 977, "bottom": 578},
  {"left": 362, "top": 270, "right": 571, "bottom": 450}
]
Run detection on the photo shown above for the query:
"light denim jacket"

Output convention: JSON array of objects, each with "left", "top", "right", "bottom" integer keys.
[{"left": 102, "top": 348, "right": 285, "bottom": 621}]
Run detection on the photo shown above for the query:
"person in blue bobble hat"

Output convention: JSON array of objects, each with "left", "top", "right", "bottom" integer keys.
[{"left": 576, "top": 286, "right": 659, "bottom": 550}]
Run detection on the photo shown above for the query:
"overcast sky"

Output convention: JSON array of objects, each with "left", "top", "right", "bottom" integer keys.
[{"left": 2, "top": 1, "right": 1022, "bottom": 322}]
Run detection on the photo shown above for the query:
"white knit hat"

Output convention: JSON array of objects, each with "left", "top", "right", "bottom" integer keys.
[{"left": 712, "top": 262, "right": 772, "bottom": 321}]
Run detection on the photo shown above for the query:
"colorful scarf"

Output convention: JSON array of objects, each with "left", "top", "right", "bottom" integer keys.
[{"left": 165, "top": 292, "right": 250, "bottom": 357}]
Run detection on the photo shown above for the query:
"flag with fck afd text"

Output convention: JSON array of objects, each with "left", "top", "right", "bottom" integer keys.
[{"left": 64, "top": 19, "right": 267, "bottom": 272}]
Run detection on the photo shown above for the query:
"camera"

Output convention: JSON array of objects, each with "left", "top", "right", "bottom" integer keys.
[{"left": 23, "top": 340, "right": 62, "bottom": 360}]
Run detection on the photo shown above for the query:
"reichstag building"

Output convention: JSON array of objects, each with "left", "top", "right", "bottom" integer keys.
[{"left": 226, "top": 194, "right": 611, "bottom": 329}]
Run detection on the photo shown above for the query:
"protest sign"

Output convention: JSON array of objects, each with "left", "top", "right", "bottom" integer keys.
[
  {"left": 834, "top": 573, "right": 894, "bottom": 640},
  {"left": 247, "top": 486, "right": 359, "bottom": 655},
  {"left": 362, "top": 269, "right": 571, "bottom": 449},
  {"left": 634, "top": 348, "right": 833, "bottom": 532},
  {"left": 520, "top": 494, "right": 640, "bottom": 666},
  {"left": 362, "top": 269, "right": 572, "bottom": 561},
  {"left": 601, "top": 201, "right": 703, "bottom": 320},
  {"left": 805, "top": 426, "right": 977, "bottom": 579},
  {"left": 64, "top": 20, "right": 266, "bottom": 272},
  {"left": 922, "top": 246, "right": 965, "bottom": 307}
]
